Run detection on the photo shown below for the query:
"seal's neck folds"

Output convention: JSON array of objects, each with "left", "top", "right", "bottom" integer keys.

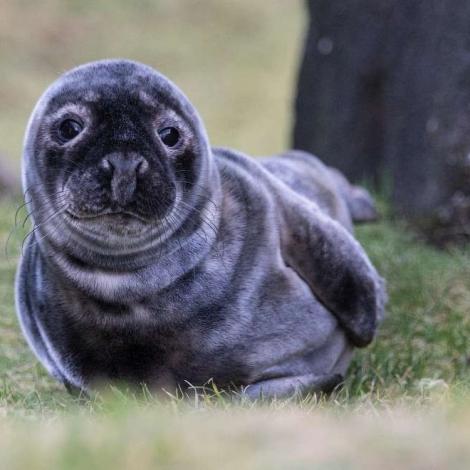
[{"left": 36, "top": 160, "right": 222, "bottom": 303}]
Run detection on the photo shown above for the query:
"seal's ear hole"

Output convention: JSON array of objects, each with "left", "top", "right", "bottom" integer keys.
[
  {"left": 158, "top": 127, "right": 180, "bottom": 147},
  {"left": 57, "top": 119, "right": 83, "bottom": 143}
]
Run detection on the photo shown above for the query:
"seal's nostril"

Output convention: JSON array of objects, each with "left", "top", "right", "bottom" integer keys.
[
  {"left": 102, "top": 154, "right": 147, "bottom": 177},
  {"left": 101, "top": 153, "right": 148, "bottom": 206},
  {"left": 101, "top": 158, "right": 113, "bottom": 174},
  {"left": 137, "top": 159, "right": 149, "bottom": 176}
]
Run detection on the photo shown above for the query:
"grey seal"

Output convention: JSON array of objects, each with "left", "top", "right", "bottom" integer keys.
[{"left": 16, "top": 59, "right": 386, "bottom": 398}]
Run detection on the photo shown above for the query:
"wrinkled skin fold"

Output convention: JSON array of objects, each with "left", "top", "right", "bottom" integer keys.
[{"left": 16, "top": 60, "right": 386, "bottom": 398}]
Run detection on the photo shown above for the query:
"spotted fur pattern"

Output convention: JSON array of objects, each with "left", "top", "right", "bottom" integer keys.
[{"left": 16, "top": 60, "right": 386, "bottom": 398}]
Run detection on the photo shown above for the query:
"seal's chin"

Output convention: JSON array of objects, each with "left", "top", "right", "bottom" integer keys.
[{"left": 65, "top": 210, "right": 153, "bottom": 238}]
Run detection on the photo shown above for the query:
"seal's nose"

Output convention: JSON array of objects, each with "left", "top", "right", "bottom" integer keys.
[{"left": 101, "top": 152, "right": 149, "bottom": 207}]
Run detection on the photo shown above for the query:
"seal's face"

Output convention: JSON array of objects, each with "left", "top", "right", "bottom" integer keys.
[{"left": 24, "top": 60, "right": 213, "bottom": 263}]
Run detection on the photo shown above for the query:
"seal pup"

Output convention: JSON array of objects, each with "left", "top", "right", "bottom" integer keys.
[{"left": 16, "top": 59, "right": 386, "bottom": 398}]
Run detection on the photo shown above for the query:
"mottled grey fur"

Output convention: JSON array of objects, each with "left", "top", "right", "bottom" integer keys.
[{"left": 16, "top": 60, "right": 386, "bottom": 398}]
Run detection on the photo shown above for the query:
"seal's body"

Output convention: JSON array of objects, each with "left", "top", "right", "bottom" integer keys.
[{"left": 16, "top": 60, "right": 385, "bottom": 398}]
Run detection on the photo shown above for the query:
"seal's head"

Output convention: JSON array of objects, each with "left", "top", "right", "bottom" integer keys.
[{"left": 23, "top": 60, "right": 215, "bottom": 267}]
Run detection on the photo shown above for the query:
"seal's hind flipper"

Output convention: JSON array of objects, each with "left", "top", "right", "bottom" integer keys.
[
  {"left": 348, "top": 186, "right": 379, "bottom": 223},
  {"left": 327, "top": 167, "right": 379, "bottom": 224}
]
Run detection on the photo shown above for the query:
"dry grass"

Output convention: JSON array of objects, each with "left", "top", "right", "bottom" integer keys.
[{"left": 1, "top": 402, "right": 470, "bottom": 469}]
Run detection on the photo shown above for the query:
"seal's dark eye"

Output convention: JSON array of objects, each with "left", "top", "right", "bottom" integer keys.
[
  {"left": 158, "top": 127, "right": 180, "bottom": 147},
  {"left": 58, "top": 119, "right": 83, "bottom": 142}
]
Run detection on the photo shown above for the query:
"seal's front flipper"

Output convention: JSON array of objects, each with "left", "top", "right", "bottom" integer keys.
[
  {"left": 242, "top": 373, "right": 343, "bottom": 400},
  {"left": 278, "top": 196, "right": 386, "bottom": 347}
]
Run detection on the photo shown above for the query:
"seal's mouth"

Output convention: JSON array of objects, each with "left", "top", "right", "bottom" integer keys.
[
  {"left": 65, "top": 209, "right": 149, "bottom": 224},
  {"left": 64, "top": 208, "right": 154, "bottom": 239},
  {"left": 57, "top": 190, "right": 181, "bottom": 247}
]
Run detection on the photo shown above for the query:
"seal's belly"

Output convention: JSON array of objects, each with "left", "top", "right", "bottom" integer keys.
[{"left": 40, "top": 264, "right": 352, "bottom": 390}]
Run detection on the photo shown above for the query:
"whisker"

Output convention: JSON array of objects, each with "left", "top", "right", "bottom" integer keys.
[
  {"left": 173, "top": 201, "right": 219, "bottom": 240},
  {"left": 6, "top": 191, "right": 68, "bottom": 259},
  {"left": 21, "top": 204, "right": 68, "bottom": 255}
]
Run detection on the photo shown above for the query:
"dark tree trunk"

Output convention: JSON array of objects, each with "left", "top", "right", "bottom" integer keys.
[{"left": 293, "top": 0, "right": 470, "bottom": 243}]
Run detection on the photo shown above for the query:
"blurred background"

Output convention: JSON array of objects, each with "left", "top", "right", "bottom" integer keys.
[
  {"left": 0, "top": 0, "right": 303, "bottom": 174},
  {"left": 2, "top": 1, "right": 470, "bottom": 242}
]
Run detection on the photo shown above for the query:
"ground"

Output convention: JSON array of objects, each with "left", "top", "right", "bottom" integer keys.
[{"left": 0, "top": 1, "right": 469, "bottom": 468}]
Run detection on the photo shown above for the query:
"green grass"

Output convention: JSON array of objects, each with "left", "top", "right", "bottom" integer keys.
[
  {"left": 349, "top": 214, "right": 470, "bottom": 398},
  {"left": 1, "top": 1, "right": 470, "bottom": 468},
  {"left": 2, "top": 200, "right": 467, "bottom": 413}
]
